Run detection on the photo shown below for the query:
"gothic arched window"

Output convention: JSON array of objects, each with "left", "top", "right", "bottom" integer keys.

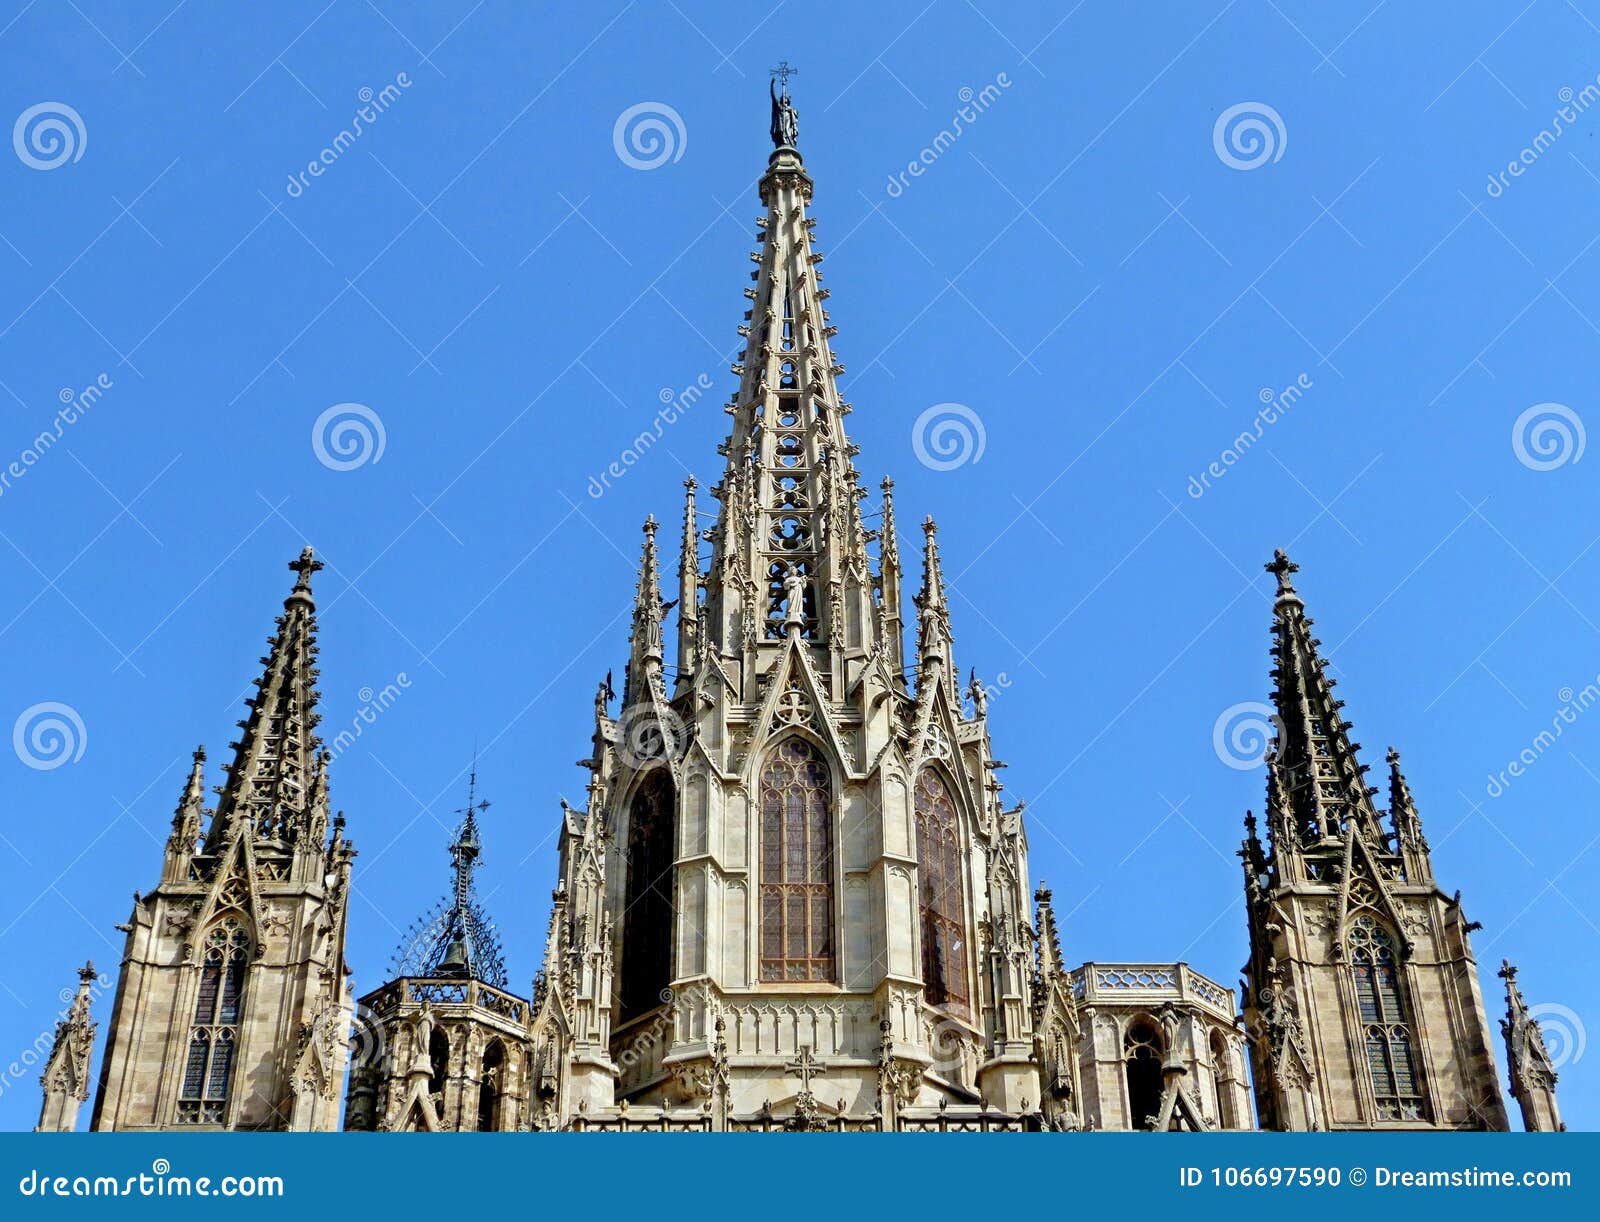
[
  {"left": 1124, "top": 1019, "right": 1164, "bottom": 1131},
  {"left": 914, "top": 769, "right": 969, "bottom": 1014},
  {"left": 478, "top": 1039, "right": 505, "bottom": 1132},
  {"left": 428, "top": 1028, "right": 450, "bottom": 1098},
  {"left": 176, "top": 919, "right": 250, "bottom": 1124},
  {"left": 759, "top": 737, "right": 834, "bottom": 982},
  {"left": 1209, "top": 1029, "right": 1239, "bottom": 1129},
  {"left": 620, "top": 770, "right": 676, "bottom": 1019},
  {"left": 1348, "top": 915, "right": 1426, "bottom": 1121}
]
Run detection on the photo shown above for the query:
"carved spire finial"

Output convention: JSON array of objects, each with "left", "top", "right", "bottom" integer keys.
[{"left": 1266, "top": 548, "right": 1300, "bottom": 604}]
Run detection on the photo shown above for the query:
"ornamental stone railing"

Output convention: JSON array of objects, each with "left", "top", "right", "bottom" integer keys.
[{"left": 1068, "top": 962, "right": 1235, "bottom": 1021}]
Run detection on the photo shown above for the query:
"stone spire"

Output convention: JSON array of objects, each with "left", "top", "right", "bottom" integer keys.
[
  {"left": 624, "top": 517, "right": 665, "bottom": 710},
  {"left": 1263, "top": 549, "right": 1383, "bottom": 852},
  {"left": 913, "top": 517, "right": 956, "bottom": 703},
  {"left": 211, "top": 548, "right": 325, "bottom": 847},
  {"left": 163, "top": 746, "right": 208, "bottom": 882},
  {"left": 877, "top": 476, "right": 905, "bottom": 682},
  {"left": 1386, "top": 747, "right": 1433, "bottom": 884},
  {"left": 676, "top": 478, "right": 700, "bottom": 688},
  {"left": 36, "top": 963, "right": 98, "bottom": 1132},
  {"left": 698, "top": 110, "right": 875, "bottom": 669},
  {"left": 1499, "top": 961, "right": 1564, "bottom": 1131}
]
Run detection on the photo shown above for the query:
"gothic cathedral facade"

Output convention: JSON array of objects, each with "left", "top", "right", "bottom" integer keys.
[{"left": 39, "top": 92, "right": 1564, "bottom": 1134}]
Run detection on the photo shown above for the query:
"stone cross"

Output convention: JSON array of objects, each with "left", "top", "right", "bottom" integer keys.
[{"left": 787, "top": 1045, "right": 825, "bottom": 1093}]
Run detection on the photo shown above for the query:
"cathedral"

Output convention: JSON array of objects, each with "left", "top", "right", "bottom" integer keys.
[{"left": 36, "top": 86, "right": 1566, "bottom": 1134}]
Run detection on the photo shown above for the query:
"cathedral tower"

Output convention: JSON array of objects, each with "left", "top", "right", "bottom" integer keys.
[
  {"left": 529, "top": 79, "right": 1054, "bottom": 1130},
  {"left": 345, "top": 772, "right": 531, "bottom": 1132},
  {"left": 90, "top": 549, "right": 357, "bottom": 1131},
  {"left": 1239, "top": 551, "right": 1507, "bottom": 1130}
]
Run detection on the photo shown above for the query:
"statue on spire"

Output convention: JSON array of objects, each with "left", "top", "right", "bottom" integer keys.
[{"left": 770, "top": 62, "right": 800, "bottom": 149}]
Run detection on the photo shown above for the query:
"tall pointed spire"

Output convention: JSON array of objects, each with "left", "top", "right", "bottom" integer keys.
[
  {"left": 1263, "top": 548, "right": 1382, "bottom": 850},
  {"left": 1386, "top": 747, "right": 1433, "bottom": 884},
  {"left": 1499, "top": 961, "right": 1564, "bottom": 1131},
  {"left": 211, "top": 548, "right": 325, "bottom": 846},
  {"left": 914, "top": 517, "right": 955, "bottom": 701},
  {"left": 163, "top": 746, "right": 208, "bottom": 880},
  {"left": 677, "top": 478, "right": 700, "bottom": 687},
  {"left": 36, "top": 963, "right": 98, "bottom": 1132},
  {"left": 624, "top": 516, "right": 665, "bottom": 710}
]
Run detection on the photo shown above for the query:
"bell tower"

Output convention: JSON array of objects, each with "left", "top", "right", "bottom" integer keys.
[
  {"left": 91, "top": 549, "right": 357, "bottom": 1131},
  {"left": 1239, "top": 551, "right": 1507, "bottom": 1130}
]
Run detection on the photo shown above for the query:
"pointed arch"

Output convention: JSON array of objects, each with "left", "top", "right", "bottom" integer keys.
[
  {"left": 427, "top": 1027, "right": 450, "bottom": 1098},
  {"left": 1209, "top": 1028, "right": 1240, "bottom": 1129},
  {"left": 477, "top": 1038, "right": 506, "bottom": 1132},
  {"left": 175, "top": 918, "right": 251, "bottom": 1124},
  {"left": 1347, "top": 913, "right": 1427, "bottom": 1121},
  {"left": 913, "top": 766, "right": 969, "bottom": 1014},
  {"left": 620, "top": 768, "right": 676, "bottom": 1019},
  {"left": 757, "top": 735, "right": 835, "bottom": 983},
  {"left": 1123, "top": 1017, "right": 1164, "bottom": 1131}
]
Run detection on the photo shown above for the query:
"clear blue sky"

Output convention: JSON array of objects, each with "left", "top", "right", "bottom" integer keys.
[{"left": 1, "top": 2, "right": 1596, "bottom": 1132}]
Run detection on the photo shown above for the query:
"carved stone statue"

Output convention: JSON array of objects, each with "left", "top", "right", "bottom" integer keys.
[
  {"left": 770, "top": 78, "right": 799, "bottom": 149},
  {"left": 783, "top": 567, "right": 806, "bottom": 628}
]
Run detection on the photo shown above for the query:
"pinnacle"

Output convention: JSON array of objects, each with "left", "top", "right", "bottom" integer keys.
[{"left": 1265, "top": 548, "right": 1301, "bottom": 605}]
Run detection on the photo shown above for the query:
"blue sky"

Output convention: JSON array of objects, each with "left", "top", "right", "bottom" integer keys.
[{"left": 1, "top": 1, "right": 1597, "bottom": 1131}]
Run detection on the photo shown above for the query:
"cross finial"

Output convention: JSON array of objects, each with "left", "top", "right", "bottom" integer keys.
[
  {"left": 285, "top": 546, "right": 323, "bottom": 608},
  {"left": 770, "top": 60, "right": 798, "bottom": 90},
  {"left": 1265, "top": 548, "right": 1300, "bottom": 601}
]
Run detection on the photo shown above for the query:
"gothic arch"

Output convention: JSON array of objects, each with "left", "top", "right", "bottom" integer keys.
[
  {"left": 1346, "top": 912, "right": 1427, "bottom": 1122},
  {"left": 1123, "top": 1016, "right": 1165, "bottom": 1131},
  {"left": 1209, "top": 1028, "right": 1240, "bottom": 1129},
  {"left": 176, "top": 918, "right": 252, "bottom": 1124},
  {"left": 912, "top": 765, "right": 971, "bottom": 1015},
  {"left": 620, "top": 768, "right": 676, "bottom": 1020},
  {"left": 477, "top": 1038, "right": 506, "bottom": 1132},
  {"left": 756, "top": 733, "right": 836, "bottom": 984}
]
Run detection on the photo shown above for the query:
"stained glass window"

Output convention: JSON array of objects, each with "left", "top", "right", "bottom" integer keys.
[
  {"left": 176, "top": 919, "right": 250, "bottom": 1124},
  {"left": 620, "top": 770, "right": 676, "bottom": 1019},
  {"left": 758, "top": 738, "right": 834, "bottom": 982},
  {"left": 914, "top": 769, "right": 969, "bottom": 1014},
  {"left": 1348, "top": 915, "right": 1426, "bottom": 1121}
]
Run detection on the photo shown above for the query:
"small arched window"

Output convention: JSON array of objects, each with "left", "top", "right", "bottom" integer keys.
[
  {"left": 914, "top": 769, "right": 968, "bottom": 1014},
  {"left": 1348, "top": 915, "right": 1426, "bottom": 1121},
  {"left": 428, "top": 1028, "right": 450, "bottom": 1098},
  {"left": 478, "top": 1039, "right": 505, "bottom": 1132},
  {"left": 176, "top": 919, "right": 250, "bottom": 1124},
  {"left": 759, "top": 738, "right": 834, "bottom": 982},
  {"left": 1124, "top": 1019, "right": 1164, "bottom": 1131},
  {"left": 620, "top": 770, "right": 676, "bottom": 1019},
  {"left": 1209, "top": 1029, "right": 1238, "bottom": 1129}
]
